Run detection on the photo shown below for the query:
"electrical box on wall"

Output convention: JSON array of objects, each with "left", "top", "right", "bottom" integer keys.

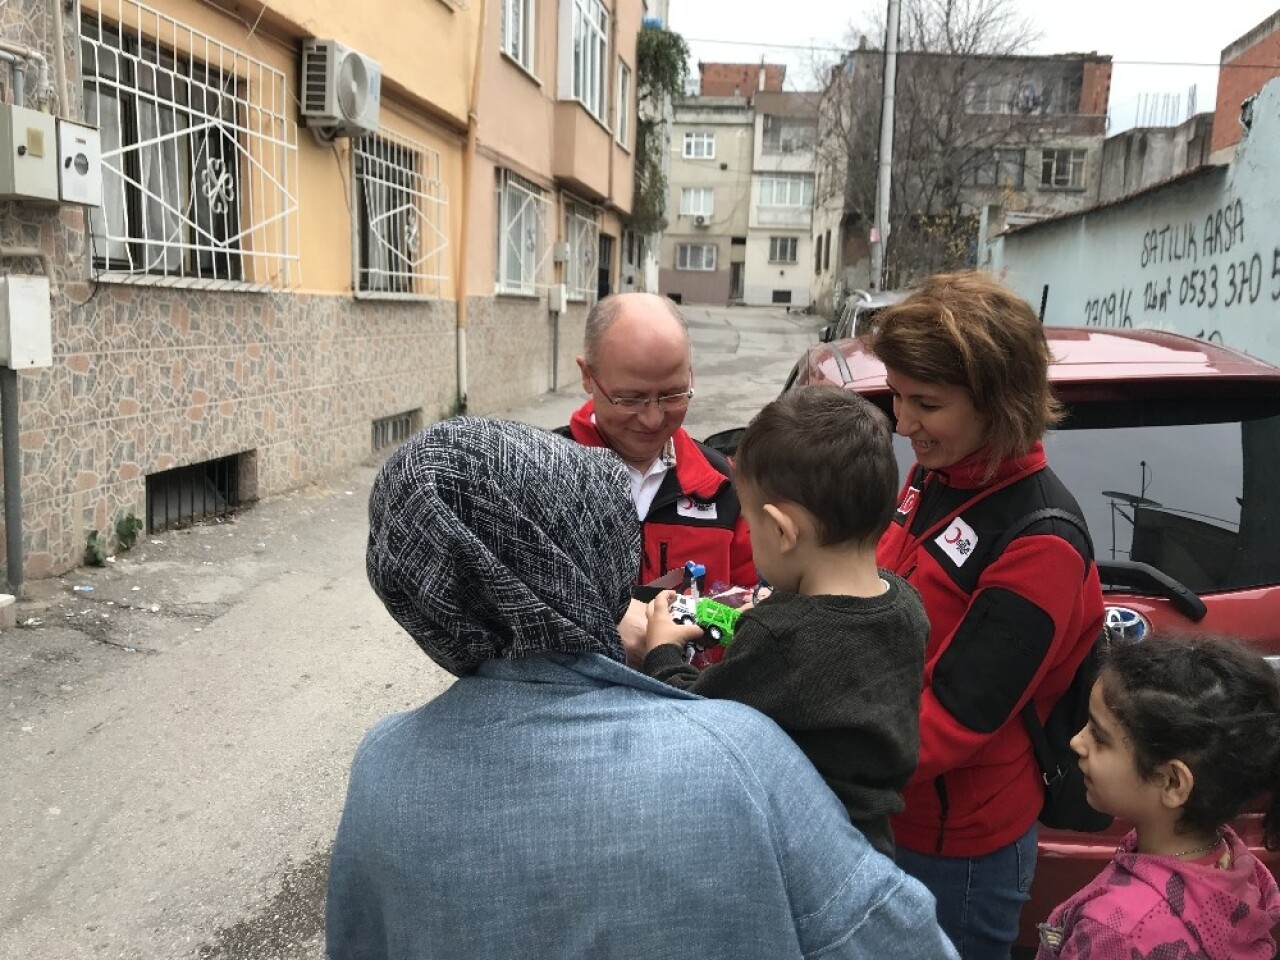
[
  {"left": 0, "top": 276, "right": 54, "bottom": 369},
  {"left": 56, "top": 119, "right": 102, "bottom": 206},
  {"left": 0, "top": 104, "right": 59, "bottom": 204}
]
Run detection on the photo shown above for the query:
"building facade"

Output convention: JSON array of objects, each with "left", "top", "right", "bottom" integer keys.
[
  {"left": 811, "top": 47, "right": 1112, "bottom": 314},
  {"left": 0, "top": 0, "right": 644, "bottom": 580},
  {"left": 1096, "top": 113, "right": 1213, "bottom": 204},
  {"left": 1211, "top": 10, "right": 1280, "bottom": 161}
]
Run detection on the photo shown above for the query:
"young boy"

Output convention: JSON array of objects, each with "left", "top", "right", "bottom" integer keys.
[{"left": 642, "top": 385, "right": 929, "bottom": 858}]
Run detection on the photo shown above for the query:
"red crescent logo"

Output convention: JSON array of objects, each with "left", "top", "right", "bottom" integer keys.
[{"left": 944, "top": 526, "right": 963, "bottom": 544}]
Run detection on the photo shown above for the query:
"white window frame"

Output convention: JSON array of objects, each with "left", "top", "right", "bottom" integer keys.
[
  {"left": 616, "top": 61, "right": 631, "bottom": 148},
  {"left": 683, "top": 132, "right": 715, "bottom": 159},
  {"left": 679, "top": 187, "right": 714, "bottom": 217},
  {"left": 500, "top": 0, "right": 536, "bottom": 74},
  {"left": 80, "top": 3, "right": 300, "bottom": 291},
  {"left": 768, "top": 236, "right": 798, "bottom": 264},
  {"left": 1040, "top": 148, "right": 1086, "bottom": 190},
  {"left": 759, "top": 175, "right": 813, "bottom": 207},
  {"left": 676, "top": 243, "right": 716, "bottom": 271},
  {"left": 495, "top": 169, "right": 550, "bottom": 295},
  {"left": 564, "top": 198, "right": 600, "bottom": 302},
  {"left": 572, "top": 0, "right": 609, "bottom": 121},
  {"left": 353, "top": 130, "right": 450, "bottom": 299}
]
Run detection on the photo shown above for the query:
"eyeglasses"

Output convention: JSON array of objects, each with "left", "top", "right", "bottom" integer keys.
[{"left": 586, "top": 366, "right": 695, "bottom": 413}]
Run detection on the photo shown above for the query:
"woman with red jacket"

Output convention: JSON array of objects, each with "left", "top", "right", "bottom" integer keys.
[{"left": 868, "top": 272, "right": 1104, "bottom": 960}]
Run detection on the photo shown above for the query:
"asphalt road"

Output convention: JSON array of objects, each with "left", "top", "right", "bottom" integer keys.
[{"left": 0, "top": 304, "right": 823, "bottom": 960}]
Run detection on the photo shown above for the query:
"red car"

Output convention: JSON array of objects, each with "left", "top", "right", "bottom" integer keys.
[{"left": 781, "top": 326, "right": 1280, "bottom": 952}]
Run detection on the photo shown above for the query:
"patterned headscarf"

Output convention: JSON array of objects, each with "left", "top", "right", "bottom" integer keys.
[{"left": 366, "top": 417, "right": 641, "bottom": 675}]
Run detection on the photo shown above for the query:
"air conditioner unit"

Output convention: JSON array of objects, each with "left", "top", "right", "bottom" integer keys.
[
  {"left": 301, "top": 39, "right": 382, "bottom": 138},
  {"left": 693, "top": 214, "right": 708, "bottom": 228}
]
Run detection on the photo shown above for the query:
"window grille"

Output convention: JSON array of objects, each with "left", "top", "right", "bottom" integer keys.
[
  {"left": 353, "top": 132, "right": 449, "bottom": 299},
  {"left": 495, "top": 170, "right": 550, "bottom": 295},
  {"left": 372, "top": 410, "right": 420, "bottom": 453},
  {"left": 564, "top": 200, "right": 599, "bottom": 302},
  {"left": 146, "top": 453, "right": 244, "bottom": 532},
  {"left": 80, "top": 1, "right": 299, "bottom": 291}
]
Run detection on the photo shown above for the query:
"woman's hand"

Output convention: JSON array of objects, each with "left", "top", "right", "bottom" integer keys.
[{"left": 643, "top": 590, "right": 705, "bottom": 658}]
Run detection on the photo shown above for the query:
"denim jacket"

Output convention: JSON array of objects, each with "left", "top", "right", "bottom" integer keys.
[{"left": 326, "top": 652, "right": 957, "bottom": 960}]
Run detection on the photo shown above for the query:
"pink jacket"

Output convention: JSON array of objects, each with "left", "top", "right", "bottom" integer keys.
[{"left": 1035, "top": 827, "right": 1280, "bottom": 960}]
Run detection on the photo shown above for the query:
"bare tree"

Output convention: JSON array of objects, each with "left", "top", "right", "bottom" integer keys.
[{"left": 817, "top": 0, "right": 1058, "bottom": 289}]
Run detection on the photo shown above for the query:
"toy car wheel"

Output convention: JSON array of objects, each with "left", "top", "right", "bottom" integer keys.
[
  {"left": 678, "top": 615, "right": 695, "bottom": 626},
  {"left": 707, "top": 626, "right": 723, "bottom": 643}
]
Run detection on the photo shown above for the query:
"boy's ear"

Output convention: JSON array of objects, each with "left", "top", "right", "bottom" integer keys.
[
  {"left": 1158, "top": 759, "right": 1196, "bottom": 810},
  {"left": 762, "top": 502, "right": 802, "bottom": 554}
]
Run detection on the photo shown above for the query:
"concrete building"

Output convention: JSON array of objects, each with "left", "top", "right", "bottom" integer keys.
[
  {"left": 1096, "top": 113, "right": 1214, "bottom": 203},
  {"left": 746, "top": 91, "right": 817, "bottom": 308},
  {"left": 0, "top": 0, "right": 645, "bottom": 580},
  {"left": 811, "top": 47, "right": 1112, "bottom": 315},
  {"left": 659, "top": 95, "right": 754, "bottom": 304},
  {"left": 988, "top": 77, "right": 1280, "bottom": 370}
]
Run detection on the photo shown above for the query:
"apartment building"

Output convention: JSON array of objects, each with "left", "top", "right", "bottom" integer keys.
[
  {"left": 0, "top": 0, "right": 643, "bottom": 580},
  {"left": 812, "top": 47, "right": 1112, "bottom": 312}
]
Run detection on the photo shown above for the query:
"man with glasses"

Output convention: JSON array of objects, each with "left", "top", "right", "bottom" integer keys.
[{"left": 559, "top": 294, "right": 756, "bottom": 654}]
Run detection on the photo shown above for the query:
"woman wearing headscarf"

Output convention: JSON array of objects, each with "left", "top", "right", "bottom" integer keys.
[{"left": 326, "top": 417, "right": 957, "bottom": 960}]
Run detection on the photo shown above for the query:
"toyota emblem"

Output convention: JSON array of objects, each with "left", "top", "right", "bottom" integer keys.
[{"left": 1104, "top": 606, "right": 1149, "bottom": 644}]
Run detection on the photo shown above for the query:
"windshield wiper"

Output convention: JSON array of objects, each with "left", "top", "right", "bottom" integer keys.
[{"left": 1096, "top": 560, "right": 1207, "bottom": 622}]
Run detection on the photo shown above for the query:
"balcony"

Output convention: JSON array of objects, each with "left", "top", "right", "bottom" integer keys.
[{"left": 755, "top": 206, "right": 812, "bottom": 229}]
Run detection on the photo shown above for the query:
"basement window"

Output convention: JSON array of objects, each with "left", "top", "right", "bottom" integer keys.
[{"left": 146, "top": 453, "right": 248, "bottom": 533}]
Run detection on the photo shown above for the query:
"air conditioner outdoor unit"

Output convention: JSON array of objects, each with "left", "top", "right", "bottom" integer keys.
[
  {"left": 693, "top": 214, "right": 708, "bottom": 227},
  {"left": 301, "top": 39, "right": 382, "bottom": 138}
]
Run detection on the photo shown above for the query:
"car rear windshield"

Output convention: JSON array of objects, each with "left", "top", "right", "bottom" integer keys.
[{"left": 1043, "top": 397, "right": 1280, "bottom": 595}]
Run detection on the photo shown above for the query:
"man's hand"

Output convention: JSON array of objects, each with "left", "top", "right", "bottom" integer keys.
[{"left": 643, "top": 590, "right": 705, "bottom": 658}]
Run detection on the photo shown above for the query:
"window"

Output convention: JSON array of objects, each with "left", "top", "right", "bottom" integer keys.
[
  {"left": 564, "top": 199, "right": 599, "bottom": 302},
  {"left": 759, "top": 175, "right": 813, "bottom": 207},
  {"left": 762, "top": 115, "right": 816, "bottom": 154},
  {"left": 495, "top": 170, "right": 549, "bottom": 295},
  {"left": 768, "top": 236, "right": 798, "bottom": 263},
  {"left": 683, "top": 132, "right": 715, "bottom": 159},
  {"left": 1040, "top": 148, "right": 1086, "bottom": 190},
  {"left": 814, "top": 234, "right": 823, "bottom": 274},
  {"left": 965, "top": 148, "right": 1025, "bottom": 188},
  {"left": 616, "top": 61, "right": 631, "bottom": 148},
  {"left": 679, "top": 187, "right": 714, "bottom": 217},
  {"left": 572, "top": 0, "right": 609, "bottom": 120},
  {"left": 676, "top": 244, "right": 716, "bottom": 271},
  {"left": 966, "top": 79, "right": 1013, "bottom": 115},
  {"left": 80, "top": 9, "right": 299, "bottom": 289},
  {"left": 823, "top": 229, "right": 831, "bottom": 270},
  {"left": 500, "top": 0, "right": 536, "bottom": 73},
  {"left": 354, "top": 131, "right": 449, "bottom": 298}
]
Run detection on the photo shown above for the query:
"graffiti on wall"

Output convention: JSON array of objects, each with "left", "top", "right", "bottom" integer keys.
[{"left": 1081, "top": 197, "right": 1280, "bottom": 344}]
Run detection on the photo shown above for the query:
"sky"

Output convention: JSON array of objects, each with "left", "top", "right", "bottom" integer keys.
[{"left": 666, "top": 0, "right": 1280, "bottom": 133}]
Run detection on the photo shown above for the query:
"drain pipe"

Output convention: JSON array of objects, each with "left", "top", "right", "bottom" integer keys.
[
  {"left": 453, "top": 0, "right": 490, "bottom": 416},
  {"left": 0, "top": 40, "right": 52, "bottom": 111},
  {"left": 0, "top": 248, "right": 55, "bottom": 598},
  {"left": 50, "top": 0, "right": 72, "bottom": 114}
]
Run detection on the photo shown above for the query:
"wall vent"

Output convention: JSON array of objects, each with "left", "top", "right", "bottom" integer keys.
[
  {"left": 373, "top": 410, "right": 420, "bottom": 453},
  {"left": 146, "top": 453, "right": 247, "bottom": 533}
]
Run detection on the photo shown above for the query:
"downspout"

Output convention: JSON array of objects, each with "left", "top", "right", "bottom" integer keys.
[
  {"left": 0, "top": 247, "right": 56, "bottom": 598},
  {"left": 454, "top": 0, "right": 489, "bottom": 416},
  {"left": 50, "top": 0, "right": 73, "bottom": 115},
  {"left": 0, "top": 40, "right": 52, "bottom": 111}
]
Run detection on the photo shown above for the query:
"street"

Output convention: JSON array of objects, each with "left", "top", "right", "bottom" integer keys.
[{"left": 0, "top": 304, "right": 822, "bottom": 960}]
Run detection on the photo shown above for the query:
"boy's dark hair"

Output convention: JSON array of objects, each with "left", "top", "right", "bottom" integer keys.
[
  {"left": 1101, "top": 635, "right": 1280, "bottom": 849},
  {"left": 733, "top": 385, "right": 897, "bottom": 548}
]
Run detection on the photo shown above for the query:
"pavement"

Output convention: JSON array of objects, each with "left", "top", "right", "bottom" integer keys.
[{"left": 0, "top": 304, "right": 824, "bottom": 960}]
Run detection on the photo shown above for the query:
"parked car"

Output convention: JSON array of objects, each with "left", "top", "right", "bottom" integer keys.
[
  {"left": 819, "top": 288, "right": 912, "bottom": 343},
  {"left": 720, "top": 326, "right": 1280, "bottom": 953}
]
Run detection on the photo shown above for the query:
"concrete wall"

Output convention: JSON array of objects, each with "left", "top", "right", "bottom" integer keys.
[{"left": 990, "top": 79, "right": 1280, "bottom": 367}]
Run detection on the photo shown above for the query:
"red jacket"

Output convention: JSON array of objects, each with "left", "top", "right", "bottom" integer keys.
[
  {"left": 877, "top": 443, "right": 1104, "bottom": 858},
  {"left": 563, "top": 401, "right": 756, "bottom": 594}
]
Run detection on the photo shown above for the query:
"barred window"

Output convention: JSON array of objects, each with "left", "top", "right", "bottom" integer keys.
[
  {"left": 495, "top": 170, "right": 549, "bottom": 295},
  {"left": 354, "top": 132, "right": 449, "bottom": 298},
  {"left": 769, "top": 236, "right": 798, "bottom": 263},
  {"left": 676, "top": 244, "right": 716, "bottom": 271},
  {"left": 80, "top": 2, "right": 298, "bottom": 290},
  {"left": 564, "top": 200, "right": 599, "bottom": 302}
]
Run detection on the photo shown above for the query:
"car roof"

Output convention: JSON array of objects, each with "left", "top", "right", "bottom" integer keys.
[{"left": 812, "top": 326, "right": 1280, "bottom": 395}]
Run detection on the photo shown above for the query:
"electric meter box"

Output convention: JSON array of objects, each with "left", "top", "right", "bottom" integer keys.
[
  {"left": 0, "top": 104, "right": 59, "bottom": 204},
  {"left": 0, "top": 276, "right": 54, "bottom": 368},
  {"left": 56, "top": 118, "right": 102, "bottom": 206}
]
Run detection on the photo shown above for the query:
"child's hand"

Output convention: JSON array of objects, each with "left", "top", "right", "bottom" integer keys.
[{"left": 644, "top": 590, "right": 705, "bottom": 656}]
